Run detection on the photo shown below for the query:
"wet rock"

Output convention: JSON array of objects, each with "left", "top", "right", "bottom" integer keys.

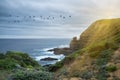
[
  {"left": 48, "top": 48, "right": 73, "bottom": 56},
  {"left": 40, "top": 57, "right": 58, "bottom": 61}
]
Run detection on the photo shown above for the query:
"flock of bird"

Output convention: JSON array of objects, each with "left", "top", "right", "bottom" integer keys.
[{"left": 7, "top": 14, "right": 72, "bottom": 23}]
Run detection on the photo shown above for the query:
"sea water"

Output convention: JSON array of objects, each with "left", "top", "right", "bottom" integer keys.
[{"left": 0, "top": 39, "right": 70, "bottom": 66}]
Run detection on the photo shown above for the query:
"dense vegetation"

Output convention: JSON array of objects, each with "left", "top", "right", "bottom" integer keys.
[
  {"left": 0, "top": 51, "right": 39, "bottom": 70},
  {"left": 0, "top": 51, "right": 54, "bottom": 80},
  {"left": 10, "top": 69, "right": 54, "bottom": 80}
]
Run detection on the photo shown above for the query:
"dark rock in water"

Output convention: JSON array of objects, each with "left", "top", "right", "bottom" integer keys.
[
  {"left": 48, "top": 49, "right": 54, "bottom": 52},
  {"left": 48, "top": 47, "right": 73, "bottom": 56},
  {"left": 40, "top": 57, "right": 58, "bottom": 61}
]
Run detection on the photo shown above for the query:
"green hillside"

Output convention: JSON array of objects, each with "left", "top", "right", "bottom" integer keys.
[
  {"left": 55, "top": 18, "right": 120, "bottom": 80},
  {"left": 79, "top": 18, "right": 120, "bottom": 57}
]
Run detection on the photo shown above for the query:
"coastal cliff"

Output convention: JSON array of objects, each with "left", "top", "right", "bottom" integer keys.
[
  {"left": 51, "top": 18, "right": 120, "bottom": 56},
  {"left": 52, "top": 18, "right": 120, "bottom": 80}
]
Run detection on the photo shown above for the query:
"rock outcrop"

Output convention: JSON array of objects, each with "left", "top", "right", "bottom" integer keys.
[
  {"left": 70, "top": 37, "right": 79, "bottom": 51},
  {"left": 48, "top": 48, "right": 72, "bottom": 56},
  {"left": 40, "top": 57, "right": 58, "bottom": 61}
]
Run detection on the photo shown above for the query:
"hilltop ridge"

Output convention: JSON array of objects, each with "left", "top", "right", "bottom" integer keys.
[{"left": 70, "top": 18, "right": 120, "bottom": 51}]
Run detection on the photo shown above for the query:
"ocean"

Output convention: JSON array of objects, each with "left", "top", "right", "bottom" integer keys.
[{"left": 0, "top": 38, "right": 71, "bottom": 66}]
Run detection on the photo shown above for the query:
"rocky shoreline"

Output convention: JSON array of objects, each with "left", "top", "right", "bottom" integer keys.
[
  {"left": 40, "top": 37, "right": 79, "bottom": 61},
  {"left": 48, "top": 47, "right": 73, "bottom": 56},
  {"left": 40, "top": 37, "right": 79, "bottom": 62},
  {"left": 47, "top": 37, "right": 80, "bottom": 56}
]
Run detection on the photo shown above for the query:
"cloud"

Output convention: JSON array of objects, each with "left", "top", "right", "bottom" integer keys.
[{"left": 0, "top": 0, "right": 120, "bottom": 38}]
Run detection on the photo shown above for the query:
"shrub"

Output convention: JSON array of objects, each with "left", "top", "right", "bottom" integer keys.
[
  {"left": 95, "top": 49, "right": 114, "bottom": 80},
  {"left": 0, "top": 53, "right": 6, "bottom": 59},
  {"left": 96, "top": 58, "right": 108, "bottom": 66},
  {"left": 10, "top": 70, "right": 54, "bottom": 80},
  {"left": 0, "top": 58, "right": 17, "bottom": 70},
  {"left": 48, "top": 59, "right": 64, "bottom": 72},
  {"left": 89, "top": 51, "right": 99, "bottom": 58},
  {"left": 71, "top": 71, "right": 80, "bottom": 77},
  {"left": 63, "top": 56, "right": 75, "bottom": 64},
  {"left": 0, "top": 51, "right": 41, "bottom": 70},
  {"left": 6, "top": 51, "right": 40, "bottom": 68},
  {"left": 106, "top": 65, "right": 117, "bottom": 72},
  {"left": 113, "top": 77, "right": 120, "bottom": 80},
  {"left": 71, "top": 70, "right": 93, "bottom": 79},
  {"left": 49, "top": 56, "right": 75, "bottom": 72},
  {"left": 99, "top": 49, "right": 113, "bottom": 59},
  {"left": 80, "top": 70, "right": 93, "bottom": 79}
]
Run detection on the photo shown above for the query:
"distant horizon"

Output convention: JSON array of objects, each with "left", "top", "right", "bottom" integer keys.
[{"left": 0, "top": 37, "right": 71, "bottom": 39}]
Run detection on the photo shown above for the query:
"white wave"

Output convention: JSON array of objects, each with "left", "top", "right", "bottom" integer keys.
[
  {"left": 41, "top": 44, "right": 69, "bottom": 51},
  {"left": 34, "top": 44, "right": 69, "bottom": 53},
  {"left": 45, "top": 51, "right": 54, "bottom": 54},
  {"left": 33, "top": 44, "right": 68, "bottom": 64},
  {"left": 42, "top": 47, "right": 55, "bottom": 51},
  {"left": 35, "top": 54, "right": 65, "bottom": 61},
  {"left": 39, "top": 60, "right": 57, "bottom": 66}
]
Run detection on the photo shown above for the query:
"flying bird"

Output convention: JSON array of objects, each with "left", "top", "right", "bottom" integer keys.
[
  {"left": 29, "top": 16, "right": 31, "bottom": 18},
  {"left": 63, "top": 16, "right": 65, "bottom": 19},
  {"left": 60, "top": 15, "right": 62, "bottom": 17},
  {"left": 6, "top": 14, "right": 72, "bottom": 24},
  {"left": 16, "top": 16, "right": 19, "bottom": 17},
  {"left": 9, "top": 14, "right": 12, "bottom": 17},
  {"left": 53, "top": 17, "right": 54, "bottom": 19},
  {"left": 69, "top": 16, "right": 71, "bottom": 18},
  {"left": 47, "top": 17, "right": 49, "bottom": 20}
]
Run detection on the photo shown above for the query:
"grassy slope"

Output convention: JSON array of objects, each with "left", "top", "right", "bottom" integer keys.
[
  {"left": 81, "top": 18, "right": 120, "bottom": 50},
  {"left": 58, "top": 18, "right": 120, "bottom": 80}
]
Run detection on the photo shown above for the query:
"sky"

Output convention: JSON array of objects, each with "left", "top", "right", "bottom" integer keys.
[{"left": 0, "top": 0, "right": 120, "bottom": 38}]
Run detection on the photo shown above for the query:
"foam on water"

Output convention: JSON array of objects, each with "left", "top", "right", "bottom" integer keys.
[
  {"left": 35, "top": 54, "right": 64, "bottom": 61},
  {"left": 33, "top": 45, "right": 68, "bottom": 66}
]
